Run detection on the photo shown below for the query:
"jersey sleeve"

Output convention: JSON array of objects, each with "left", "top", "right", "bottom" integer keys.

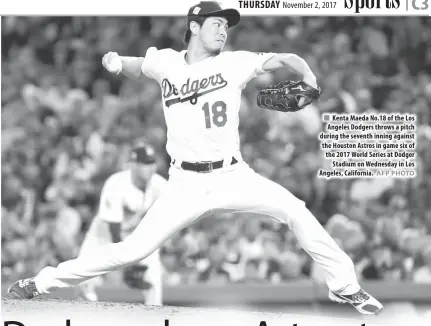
[
  {"left": 233, "top": 51, "right": 276, "bottom": 89},
  {"left": 141, "top": 47, "right": 167, "bottom": 84},
  {"left": 97, "top": 175, "right": 124, "bottom": 223}
]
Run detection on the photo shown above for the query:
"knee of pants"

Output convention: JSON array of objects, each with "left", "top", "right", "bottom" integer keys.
[{"left": 267, "top": 194, "right": 307, "bottom": 227}]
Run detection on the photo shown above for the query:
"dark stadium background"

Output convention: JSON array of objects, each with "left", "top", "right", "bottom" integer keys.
[{"left": 1, "top": 16, "right": 431, "bottom": 319}]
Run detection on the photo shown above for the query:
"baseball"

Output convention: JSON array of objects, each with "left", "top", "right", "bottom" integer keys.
[{"left": 108, "top": 57, "right": 122, "bottom": 74}]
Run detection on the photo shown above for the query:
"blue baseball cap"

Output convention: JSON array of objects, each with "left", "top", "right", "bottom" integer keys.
[
  {"left": 184, "top": 1, "right": 240, "bottom": 43},
  {"left": 130, "top": 143, "right": 156, "bottom": 164}
]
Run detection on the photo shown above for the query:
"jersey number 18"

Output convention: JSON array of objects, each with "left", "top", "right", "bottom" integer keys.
[{"left": 202, "top": 101, "right": 227, "bottom": 129}]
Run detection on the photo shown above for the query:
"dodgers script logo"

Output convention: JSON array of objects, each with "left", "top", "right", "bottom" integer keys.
[{"left": 161, "top": 73, "right": 228, "bottom": 107}]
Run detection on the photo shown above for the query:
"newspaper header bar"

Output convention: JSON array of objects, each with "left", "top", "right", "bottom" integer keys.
[{"left": 0, "top": 0, "right": 429, "bottom": 16}]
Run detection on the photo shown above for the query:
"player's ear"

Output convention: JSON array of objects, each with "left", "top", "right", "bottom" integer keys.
[{"left": 190, "top": 21, "right": 200, "bottom": 36}]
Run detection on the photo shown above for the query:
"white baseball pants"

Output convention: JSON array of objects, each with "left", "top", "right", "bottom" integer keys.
[
  {"left": 35, "top": 161, "right": 360, "bottom": 295},
  {"left": 76, "top": 220, "right": 163, "bottom": 305}
]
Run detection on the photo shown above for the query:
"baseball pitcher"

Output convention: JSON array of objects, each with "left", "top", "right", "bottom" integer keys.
[{"left": 9, "top": 1, "right": 383, "bottom": 315}]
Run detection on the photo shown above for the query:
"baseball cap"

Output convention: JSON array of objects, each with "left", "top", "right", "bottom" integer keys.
[
  {"left": 130, "top": 143, "right": 157, "bottom": 164},
  {"left": 184, "top": 1, "right": 241, "bottom": 43}
]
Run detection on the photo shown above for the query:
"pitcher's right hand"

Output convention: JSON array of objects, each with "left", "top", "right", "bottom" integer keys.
[{"left": 102, "top": 52, "right": 122, "bottom": 74}]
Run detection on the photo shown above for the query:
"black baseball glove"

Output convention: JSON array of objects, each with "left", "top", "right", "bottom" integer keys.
[
  {"left": 123, "top": 264, "right": 153, "bottom": 290},
  {"left": 257, "top": 80, "right": 321, "bottom": 112}
]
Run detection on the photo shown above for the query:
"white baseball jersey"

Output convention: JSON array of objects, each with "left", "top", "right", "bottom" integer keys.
[
  {"left": 80, "top": 170, "right": 167, "bottom": 250},
  {"left": 141, "top": 48, "right": 275, "bottom": 162}
]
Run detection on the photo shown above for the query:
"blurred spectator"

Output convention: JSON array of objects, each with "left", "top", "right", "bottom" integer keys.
[{"left": 413, "top": 244, "right": 431, "bottom": 283}]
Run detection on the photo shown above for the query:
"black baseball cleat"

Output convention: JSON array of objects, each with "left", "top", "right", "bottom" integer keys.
[
  {"left": 329, "top": 288, "right": 384, "bottom": 315},
  {"left": 7, "top": 278, "right": 41, "bottom": 299}
]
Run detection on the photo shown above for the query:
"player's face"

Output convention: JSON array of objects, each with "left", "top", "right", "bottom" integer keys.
[
  {"left": 131, "top": 162, "right": 157, "bottom": 185},
  {"left": 199, "top": 16, "right": 228, "bottom": 54}
]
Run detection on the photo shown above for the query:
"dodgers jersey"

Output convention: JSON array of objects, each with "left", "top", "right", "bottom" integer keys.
[
  {"left": 85, "top": 170, "right": 167, "bottom": 243},
  {"left": 141, "top": 48, "right": 275, "bottom": 162}
]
